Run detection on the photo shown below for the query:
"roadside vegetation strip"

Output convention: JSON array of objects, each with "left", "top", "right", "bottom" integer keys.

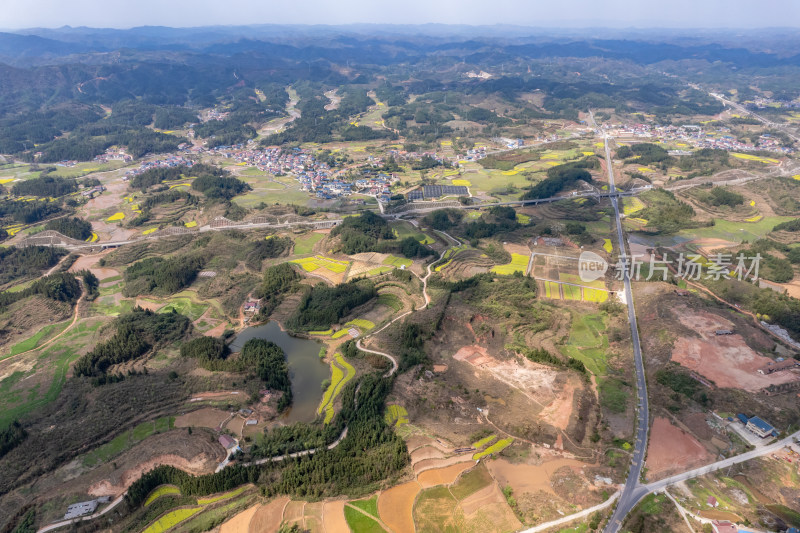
[
  {"left": 144, "top": 485, "right": 181, "bottom": 507},
  {"left": 473, "top": 438, "right": 513, "bottom": 460},
  {"left": 491, "top": 253, "right": 530, "bottom": 275},
  {"left": 471, "top": 435, "right": 497, "bottom": 449},
  {"left": 384, "top": 405, "right": 409, "bottom": 427},
  {"left": 196, "top": 485, "right": 249, "bottom": 505},
  {"left": 142, "top": 507, "right": 203, "bottom": 533}
]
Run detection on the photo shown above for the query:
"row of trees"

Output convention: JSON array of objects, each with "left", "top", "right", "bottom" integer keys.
[
  {"left": 0, "top": 199, "right": 63, "bottom": 224},
  {"left": 73, "top": 307, "right": 191, "bottom": 377},
  {"left": 11, "top": 176, "right": 78, "bottom": 198}
]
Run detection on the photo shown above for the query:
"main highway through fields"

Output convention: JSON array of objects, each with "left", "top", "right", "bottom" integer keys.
[{"left": 590, "top": 111, "right": 651, "bottom": 533}]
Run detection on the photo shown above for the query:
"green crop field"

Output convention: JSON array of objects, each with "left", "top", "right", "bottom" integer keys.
[
  {"left": 349, "top": 495, "right": 380, "bottom": 517},
  {"left": 382, "top": 255, "right": 412, "bottom": 268},
  {"left": 344, "top": 504, "right": 384, "bottom": 533},
  {"left": 7, "top": 321, "right": 70, "bottom": 357},
  {"left": 158, "top": 298, "right": 208, "bottom": 321},
  {"left": 561, "top": 312, "right": 609, "bottom": 377},
  {"left": 294, "top": 232, "right": 324, "bottom": 255},
  {"left": 391, "top": 221, "right": 434, "bottom": 244},
  {"left": 473, "top": 438, "right": 513, "bottom": 460},
  {"left": 679, "top": 216, "right": 793, "bottom": 243}
]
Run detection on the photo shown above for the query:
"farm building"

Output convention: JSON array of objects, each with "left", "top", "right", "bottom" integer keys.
[
  {"left": 757, "top": 359, "right": 798, "bottom": 374},
  {"left": 745, "top": 416, "right": 777, "bottom": 438},
  {"left": 218, "top": 435, "right": 237, "bottom": 450},
  {"left": 711, "top": 520, "right": 737, "bottom": 533},
  {"left": 706, "top": 496, "right": 719, "bottom": 508},
  {"left": 64, "top": 500, "right": 98, "bottom": 519}
]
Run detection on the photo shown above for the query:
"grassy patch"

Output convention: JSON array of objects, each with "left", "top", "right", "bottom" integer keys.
[
  {"left": 7, "top": 321, "right": 69, "bottom": 356},
  {"left": 291, "top": 255, "right": 350, "bottom": 273},
  {"left": 377, "top": 293, "right": 402, "bottom": 311},
  {"left": 344, "top": 504, "right": 384, "bottom": 533},
  {"left": 451, "top": 463, "right": 494, "bottom": 500},
  {"left": 383, "top": 255, "right": 412, "bottom": 268},
  {"left": 349, "top": 494, "right": 380, "bottom": 517},
  {"left": 293, "top": 232, "right": 324, "bottom": 255},
  {"left": 83, "top": 416, "right": 174, "bottom": 466}
]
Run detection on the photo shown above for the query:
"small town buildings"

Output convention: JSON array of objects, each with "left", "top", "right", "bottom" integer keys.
[{"left": 711, "top": 520, "right": 737, "bottom": 533}]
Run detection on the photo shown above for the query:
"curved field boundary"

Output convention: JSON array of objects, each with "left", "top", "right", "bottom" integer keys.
[
  {"left": 317, "top": 354, "right": 356, "bottom": 423},
  {"left": 197, "top": 485, "right": 249, "bottom": 505},
  {"left": 473, "top": 438, "right": 513, "bottom": 460},
  {"left": 142, "top": 506, "right": 203, "bottom": 533},
  {"left": 144, "top": 484, "right": 181, "bottom": 507}
]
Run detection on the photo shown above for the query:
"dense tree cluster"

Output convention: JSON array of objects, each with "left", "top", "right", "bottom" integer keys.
[
  {"left": 520, "top": 159, "right": 596, "bottom": 200},
  {"left": 287, "top": 280, "right": 377, "bottom": 332},
  {"left": 153, "top": 107, "right": 199, "bottom": 129},
  {"left": 74, "top": 307, "right": 191, "bottom": 377},
  {"left": 79, "top": 269, "right": 99, "bottom": 300},
  {"left": 773, "top": 218, "right": 800, "bottom": 232},
  {"left": 11, "top": 176, "right": 78, "bottom": 198},
  {"left": 130, "top": 163, "right": 224, "bottom": 192},
  {"left": 0, "top": 199, "right": 63, "bottom": 224},
  {"left": 180, "top": 337, "right": 292, "bottom": 409},
  {"left": 254, "top": 262, "right": 301, "bottom": 317},
  {"left": 330, "top": 211, "right": 394, "bottom": 254},
  {"left": 0, "top": 421, "right": 27, "bottom": 460},
  {"left": 461, "top": 206, "right": 520, "bottom": 239},
  {"left": 636, "top": 189, "right": 697, "bottom": 234},
  {"left": 126, "top": 372, "right": 407, "bottom": 505},
  {"left": 0, "top": 271, "right": 81, "bottom": 310},
  {"left": 700, "top": 186, "right": 744, "bottom": 207},
  {"left": 123, "top": 253, "right": 205, "bottom": 296},
  {"left": 245, "top": 237, "right": 293, "bottom": 270},
  {"left": 422, "top": 208, "right": 464, "bottom": 230},
  {"left": 191, "top": 175, "right": 251, "bottom": 199},
  {"left": 45, "top": 216, "right": 93, "bottom": 240},
  {"left": 0, "top": 245, "right": 66, "bottom": 286}
]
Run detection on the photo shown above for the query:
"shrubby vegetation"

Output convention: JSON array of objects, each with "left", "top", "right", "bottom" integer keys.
[
  {"left": 45, "top": 216, "right": 93, "bottom": 240},
  {"left": 637, "top": 189, "right": 698, "bottom": 234},
  {"left": 697, "top": 186, "right": 744, "bottom": 207},
  {"left": 461, "top": 206, "right": 520, "bottom": 239},
  {"left": 773, "top": 218, "right": 800, "bottom": 232},
  {"left": 0, "top": 271, "right": 81, "bottom": 310},
  {"left": 74, "top": 307, "right": 191, "bottom": 377},
  {"left": 422, "top": 208, "right": 464, "bottom": 230},
  {"left": 287, "top": 279, "right": 377, "bottom": 332}
]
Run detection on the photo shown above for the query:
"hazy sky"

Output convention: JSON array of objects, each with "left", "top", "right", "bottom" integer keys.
[{"left": 3, "top": 0, "right": 799, "bottom": 29}]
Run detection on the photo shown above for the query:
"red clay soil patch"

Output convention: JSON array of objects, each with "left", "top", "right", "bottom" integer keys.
[
  {"left": 453, "top": 344, "right": 494, "bottom": 366},
  {"left": 321, "top": 500, "right": 348, "bottom": 533},
  {"left": 174, "top": 407, "right": 230, "bottom": 429},
  {"left": 646, "top": 417, "right": 715, "bottom": 480},
  {"left": 249, "top": 497, "right": 290, "bottom": 533},
  {"left": 405, "top": 434, "right": 453, "bottom": 454},
  {"left": 68, "top": 252, "right": 120, "bottom": 281},
  {"left": 410, "top": 445, "right": 446, "bottom": 465},
  {"left": 418, "top": 462, "right": 474, "bottom": 488},
  {"left": 189, "top": 390, "right": 244, "bottom": 402},
  {"left": 458, "top": 481, "right": 523, "bottom": 532},
  {"left": 433, "top": 364, "right": 448, "bottom": 373},
  {"left": 220, "top": 504, "right": 260, "bottom": 533},
  {"left": 486, "top": 457, "right": 588, "bottom": 497},
  {"left": 698, "top": 510, "right": 743, "bottom": 522},
  {"left": 378, "top": 481, "right": 421, "bottom": 533},
  {"left": 540, "top": 376, "right": 580, "bottom": 431},
  {"left": 413, "top": 456, "right": 473, "bottom": 477},
  {"left": 88, "top": 453, "right": 217, "bottom": 497},
  {"left": 670, "top": 306, "right": 795, "bottom": 392}
]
